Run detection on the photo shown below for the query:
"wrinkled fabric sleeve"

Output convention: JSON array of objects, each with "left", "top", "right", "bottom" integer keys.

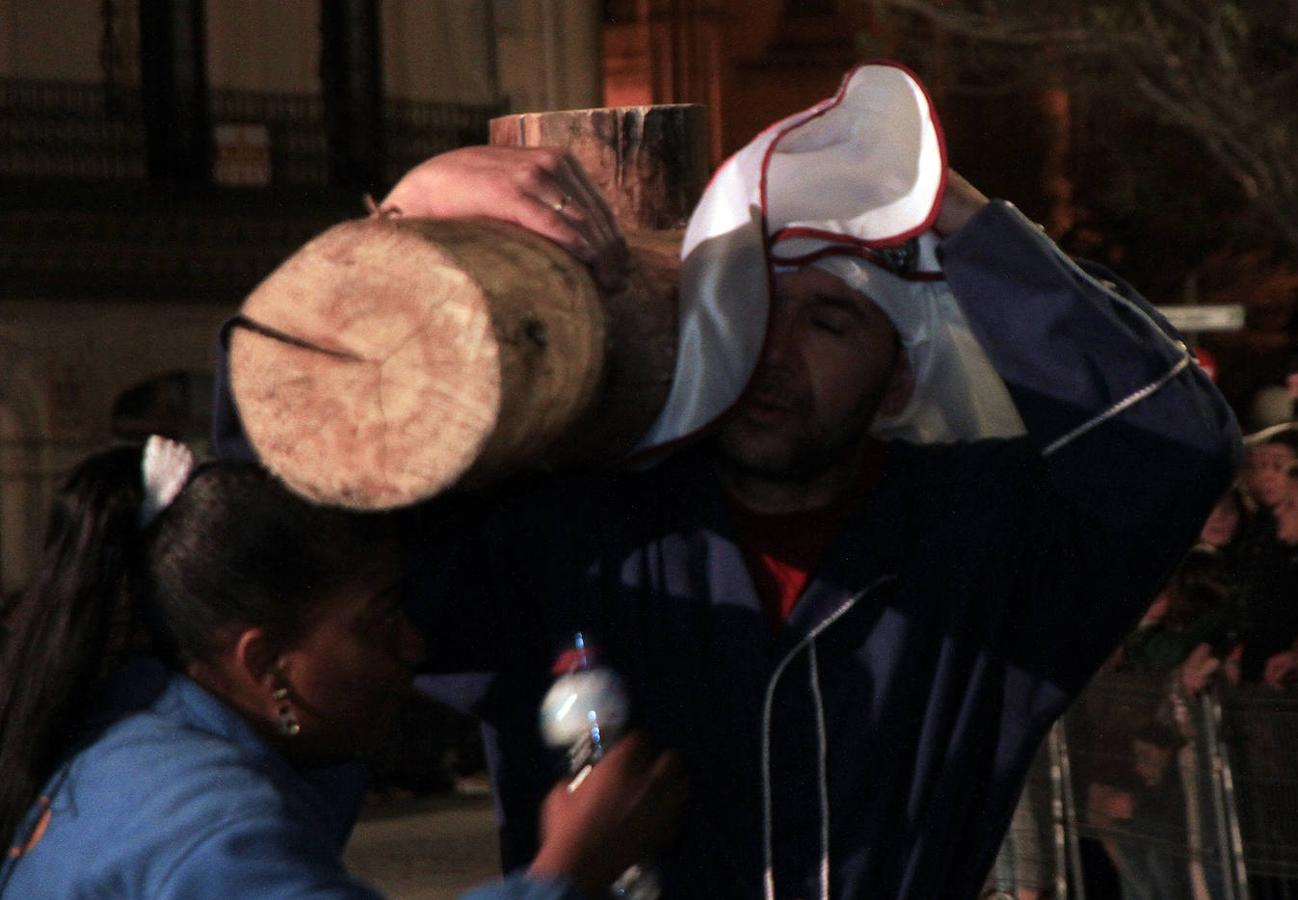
[
  {"left": 150, "top": 815, "right": 386, "bottom": 899},
  {"left": 940, "top": 200, "right": 1239, "bottom": 499},
  {"left": 154, "top": 817, "right": 585, "bottom": 900},
  {"left": 939, "top": 200, "right": 1241, "bottom": 694}
]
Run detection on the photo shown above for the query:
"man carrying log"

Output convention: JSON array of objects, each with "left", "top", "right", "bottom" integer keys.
[{"left": 216, "top": 66, "right": 1239, "bottom": 899}]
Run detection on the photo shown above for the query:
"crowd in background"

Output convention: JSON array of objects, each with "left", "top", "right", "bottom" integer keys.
[
  {"left": 987, "top": 412, "right": 1298, "bottom": 900},
  {"left": 1088, "top": 425, "right": 1298, "bottom": 898},
  {"left": 1115, "top": 423, "right": 1298, "bottom": 694}
]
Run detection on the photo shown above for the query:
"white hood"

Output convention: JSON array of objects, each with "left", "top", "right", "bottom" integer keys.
[{"left": 634, "top": 62, "right": 1023, "bottom": 452}]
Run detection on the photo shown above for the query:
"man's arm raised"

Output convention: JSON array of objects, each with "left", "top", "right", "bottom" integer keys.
[{"left": 934, "top": 179, "right": 1241, "bottom": 691}]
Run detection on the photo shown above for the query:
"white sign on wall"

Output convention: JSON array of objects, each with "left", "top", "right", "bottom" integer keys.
[
  {"left": 1155, "top": 304, "right": 1245, "bottom": 333},
  {"left": 213, "top": 123, "right": 272, "bottom": 187}
]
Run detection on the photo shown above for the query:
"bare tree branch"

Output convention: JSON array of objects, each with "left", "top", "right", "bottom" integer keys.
[{"left": 874, "top": 0, "right": 1298, "bottom": 253}]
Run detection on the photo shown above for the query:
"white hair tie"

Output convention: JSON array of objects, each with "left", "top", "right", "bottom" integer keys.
[{"left": 139, "top": 435, "right": 195, "bottom": 527}]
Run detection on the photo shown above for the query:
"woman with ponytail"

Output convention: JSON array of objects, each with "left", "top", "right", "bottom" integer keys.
[{"left": 0, "top": 438, "right": 682, "bottom": 899}]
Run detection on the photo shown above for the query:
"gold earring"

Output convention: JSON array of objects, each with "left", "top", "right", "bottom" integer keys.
[{"left": 272, "top": 686, "right": 301, "bottom": 737}]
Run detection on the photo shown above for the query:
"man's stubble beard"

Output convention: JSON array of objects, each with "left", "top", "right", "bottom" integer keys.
[{"left": 714, "top": 397, "right": 876, "bottom": 487}]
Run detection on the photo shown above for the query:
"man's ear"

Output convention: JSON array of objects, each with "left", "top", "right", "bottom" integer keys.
[{"left": 877, "top": 345, "right": 915, "bottom": 419}]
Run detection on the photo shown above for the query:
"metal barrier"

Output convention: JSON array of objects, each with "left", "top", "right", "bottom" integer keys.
[
  {"left": 1221, "top": 688, "right": 1298, "bottom": 898},
  {"left": 988, "top": 674, "right": 1298, "bottom": 899},
  {"left": 986, "top": 730, "right": 1075, "bottom": 899}
]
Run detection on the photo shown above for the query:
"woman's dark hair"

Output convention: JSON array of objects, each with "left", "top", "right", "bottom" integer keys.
[
  {"left": 0, "top": 445, "right": 384, "bottom": 851},
  {"left": 142, "top": 461, "right": 382, "bottom": 664}
]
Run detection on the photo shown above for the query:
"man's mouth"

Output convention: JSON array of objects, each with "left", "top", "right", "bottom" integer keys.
[{"left": 739, "top": 391, "right": 798, "bottom": 423}]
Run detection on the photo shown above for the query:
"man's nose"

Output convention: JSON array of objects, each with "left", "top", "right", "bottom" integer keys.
[{"left": 759, "top": 306, "right": 796, "bottom": 368}]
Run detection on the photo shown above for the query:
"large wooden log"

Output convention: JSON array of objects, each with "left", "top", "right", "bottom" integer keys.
[{"left": 231, "top": 106, "right": 702, "bottom": 510}]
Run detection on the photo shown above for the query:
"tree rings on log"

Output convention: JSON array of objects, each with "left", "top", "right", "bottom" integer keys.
[{"left": 230, "top": 216, "right": 612, "bottom": 509}]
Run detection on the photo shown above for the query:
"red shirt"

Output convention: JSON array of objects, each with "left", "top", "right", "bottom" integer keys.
[{"left": 727, "top": 443, "right": 885, "bottom": 630}]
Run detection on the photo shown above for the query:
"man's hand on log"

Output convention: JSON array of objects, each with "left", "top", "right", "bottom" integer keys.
[{"left": 380, "top": 146, "right": 630, "bottom": 291}]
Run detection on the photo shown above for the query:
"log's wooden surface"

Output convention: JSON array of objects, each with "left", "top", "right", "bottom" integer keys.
[
  {"left": 490, "top": 105, "right": 708, "bottom": 232},
  {"left": 486, "top": 107, "right": 697, "bottom": 461},
  {"left": 231, "top": 216, "right": 615, "bottom": 509},
  {"left": 555, "top": 231, "right": 680, "bottom": 465},
  {"left": 230, "top": 103, "right": 704, "bottom": 510}
]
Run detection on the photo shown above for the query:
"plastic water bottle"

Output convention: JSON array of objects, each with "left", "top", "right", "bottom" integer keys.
[{"left": 539, "top": 632, "right": 660, "bottom": 899}]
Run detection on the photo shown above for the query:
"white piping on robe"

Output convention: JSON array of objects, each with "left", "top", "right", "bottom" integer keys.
[
  {"left": 809, "top": 641, "right": 831, "bottom": 900},
  {"left": 1043, "top": 355, "right": 1191, "bottom": 458},
  {"left": 990, "top": 202, "right": 1197, "bottom": 460},
  {"left": 761, "top": 576, "right": 895, "bottom": 900}
]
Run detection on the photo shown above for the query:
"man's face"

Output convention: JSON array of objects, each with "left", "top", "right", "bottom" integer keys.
[
  {"left": 715, "top": 265, "right": 905, "bottom": 482},
  {"left": 1276, "top": 479, "right": 1298, "bottom": 545},
  {"left": 1245, "top": 443, "right": 1296, "bottom": 510}
]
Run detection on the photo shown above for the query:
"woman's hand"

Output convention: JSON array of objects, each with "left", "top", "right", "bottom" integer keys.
[
  {"left": 528, "top": 732, "right": 686, "bottom": 897},
  {"left": 379, "top": 146, "right": 630, "bottom": 291}
]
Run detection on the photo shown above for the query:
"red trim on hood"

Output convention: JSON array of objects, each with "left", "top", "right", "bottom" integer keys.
[
  {"left": 772, "top": 225, "right": 926, "bottom": 252},
  {"left": 768, "top": 244, "right": 947, "bottom": 282},
  {"left": 760, "top": 60, "right": 948, "bottom": 252}
]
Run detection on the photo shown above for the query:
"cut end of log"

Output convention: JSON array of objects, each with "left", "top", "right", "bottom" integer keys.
[
  {"left": 231, "top": 99, "right": 706, "bottom": 510},
  {"left": 230, "top": 216, "right": 625, "bottom": 510},
  {"left": 231, "top": 218, "right": 502, "bottom": 510}
]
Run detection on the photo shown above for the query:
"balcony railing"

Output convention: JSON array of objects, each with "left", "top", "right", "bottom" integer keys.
[
  {"left": 0, "top": 80, "right": 146, "bottom": 180},
  {"left": 0, "top": 78, "right": 507, "bottom": 301},
  {"left": 0, "top": 78, "right": 503, "bottom": 186}
]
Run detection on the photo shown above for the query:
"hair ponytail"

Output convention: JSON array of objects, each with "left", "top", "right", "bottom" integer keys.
[
  {"left": 0, "top": 445, "right": 148, "bottom": 851},
  {"left": 0, "top": 446, "right": 387, "bottom": 853}
]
